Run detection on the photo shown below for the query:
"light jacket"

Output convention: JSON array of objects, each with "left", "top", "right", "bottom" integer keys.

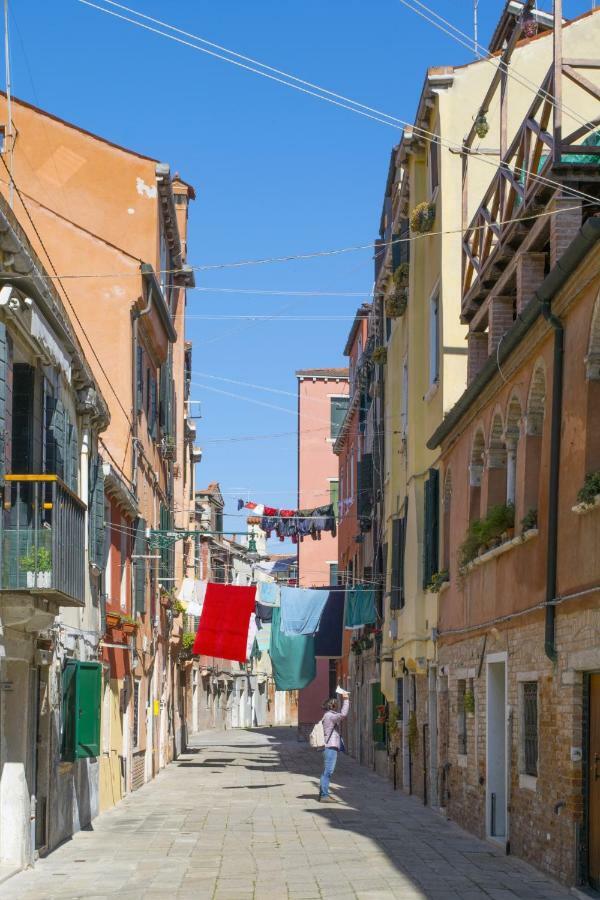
[{"left": 322, "top": 699, "right": 349, "bottom": 750}]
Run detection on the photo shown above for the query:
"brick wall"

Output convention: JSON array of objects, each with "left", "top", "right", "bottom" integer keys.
[
  {"left": 437, "top": 600, "right": 600, "bottom": 887},
  {"left": 488, "top": 297, "right": 514, "bottom": 355},
  {"left": 467, "top": 332, "right": 488, "bottom": 384}
]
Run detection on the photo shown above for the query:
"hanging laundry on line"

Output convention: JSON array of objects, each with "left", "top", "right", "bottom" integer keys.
[
  {"left": 279, "top": 586, "right": 329, "bottom": 636},
  {"left": 344, "top": 584, "right": 376, "bottom": 629},
  {"left": 269, "top": 606, "right": 316, "bottom": 691},
  {"left": 192, "top": 583, "right": 257, "bottom": 663}
]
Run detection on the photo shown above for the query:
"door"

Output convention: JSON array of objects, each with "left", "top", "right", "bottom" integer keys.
[
  {"left": 589, "top": 674, "right": 600, "bottom": 890},
  {"left": 487, "top": 657, "right": 507, "bottom": 844}
]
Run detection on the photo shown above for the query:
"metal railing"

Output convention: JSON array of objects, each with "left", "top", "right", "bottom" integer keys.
[{"left": 1, "top": 475, "right": 86, "bottom": 604}]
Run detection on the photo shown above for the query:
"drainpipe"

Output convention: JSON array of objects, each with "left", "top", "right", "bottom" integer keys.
[
  {"left": 132, "top": 290, "right": 153, "bottom": 496},
  {"left": 540, "top": 299, "right": 563, "bottom": 662}
]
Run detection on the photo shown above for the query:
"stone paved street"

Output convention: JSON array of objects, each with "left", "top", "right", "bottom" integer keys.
[{"left": 0, "top": 728, "right": 573, "bottom": 900}]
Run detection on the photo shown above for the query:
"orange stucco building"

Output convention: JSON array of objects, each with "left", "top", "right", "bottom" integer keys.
[{"left": 0, "top": 92, "right": 198, "bottom": 809}]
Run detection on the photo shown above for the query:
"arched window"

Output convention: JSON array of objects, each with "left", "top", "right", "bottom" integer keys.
[
  {"left": 487, "top": 413, "right": 507, "bottom": 509},
  {"left": 469, "top": 429, "right": 485, "bottom": 523},
  {"left": 505, "top": 395, "right": 523, "bottom": 510},
  {"left": 443, "top": 468, "right": 453, "bottom": 572},
  {"left": 523, "top": 361, "right": 546, "bottom": 517},
  {"left": 585, "top": 293, "right": 600, "bottom": 475}
]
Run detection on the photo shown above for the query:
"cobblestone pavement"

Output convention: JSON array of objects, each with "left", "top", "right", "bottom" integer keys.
[{"left": 0, "top": 728, "right": 573, "bottom": 900}]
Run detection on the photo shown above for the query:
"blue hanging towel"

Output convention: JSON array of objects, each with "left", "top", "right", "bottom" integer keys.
[
  {"left": 279, "top": 586, "right": 330, "bottom": 636},
  {"left": 256, "top": 581, "right": 280, "bottom": 607}
]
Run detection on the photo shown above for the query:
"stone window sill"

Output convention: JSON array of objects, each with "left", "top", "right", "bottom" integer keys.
[
  {"left": 572, "top": 493, "right": 600, "bottom": 515},
  {"left": 519, "top": 773, "right": 538, "bottom": 792},
  {"left": 462, "top": 528, "right": 538, "bottom": 573},
  {"left": 424, "top": 380, "right": 440, "bottom": 403}
]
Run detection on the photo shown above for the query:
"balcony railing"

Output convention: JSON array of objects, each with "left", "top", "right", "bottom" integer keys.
[
  {"left": 1, "top": 475, "right": 86, "bottom": 606},
  {"left": 462, "top": 64, "right": 600, "bottom": 314}
]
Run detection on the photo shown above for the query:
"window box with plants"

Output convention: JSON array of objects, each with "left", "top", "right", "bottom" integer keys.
[
  {"left": 171, "top": 599, "right": 186, "bottom": 617},
  {"left": 20, "top": 546, "right": 52, "bottom": 589},
  {"left": 573, "top": 471, "right": 600, "bottom": 514},
  {"left": 180, "top": 631, "right": 196, "bottom": 660},
  {"left": 459, "top": 503, "right": 515, "bottom": 570},
  {"left": 105, "top": 610, "right": 121, "bottom": 629},
  {"left": 120, "top": 615, "right": 138, "bottom": 636}
]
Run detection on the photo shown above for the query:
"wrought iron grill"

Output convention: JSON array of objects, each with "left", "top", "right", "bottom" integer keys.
[{"left": 523, "top": 681, "right": 538, "bottom": 777}]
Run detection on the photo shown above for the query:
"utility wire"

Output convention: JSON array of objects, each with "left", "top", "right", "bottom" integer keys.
[{"left": 74, "top": 0, "right": 598, "bottom": 211}]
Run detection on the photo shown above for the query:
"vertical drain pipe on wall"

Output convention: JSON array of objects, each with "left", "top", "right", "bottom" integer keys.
[{"left": 540, "top": 298, "right": 564, "bottom": 662}]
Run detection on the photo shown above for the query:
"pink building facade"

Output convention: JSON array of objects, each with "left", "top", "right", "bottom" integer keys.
[{"left": 296, "top": 368, "right": 349, "bottom": 735}]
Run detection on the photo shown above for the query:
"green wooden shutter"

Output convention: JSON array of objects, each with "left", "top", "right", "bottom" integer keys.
[
  {"left": 136, "top": 346, "right": 144, "bottom": 411},
  {"left": 88, "top": 454, "right": 105, "bottom": 569},
  {"left": 372, "top": 682, "right": 385, "bottom": 744},
  {"left": 423, "top": 469, "right": 440, "bottom": 588},
  {"left": 390, "top": 500, "right": 407, "bottom": 610},
  {"left": 62, "top": 660, "right": 102, "bottom": 760},
  {"left": 51, "top": 398, "right": 65, "bottom": 481},
  {"left": 67, "top": 415, "right": 78, "bottom": 492},
  {"left": 12, "top": 364, "right": 34, "bottom": 474},
  {"left": 75, "top": 662, "right": 102, "bottom": 758},
  {"left": 151, "top": 378, "right": 158, "bottom": 439},
  {"left": 0, "top": 323, "right": 7, "bottom": 480},
  {"left": 134, "top": 516, "right": 147, "bottom": 615}
]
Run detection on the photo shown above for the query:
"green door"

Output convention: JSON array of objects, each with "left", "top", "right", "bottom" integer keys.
[{"left": 76, "top": 662, "right": 102, "bottom": 758}]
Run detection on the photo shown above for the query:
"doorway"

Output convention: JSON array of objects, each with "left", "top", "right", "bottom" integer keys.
[
  {"left": 587, "top": 673, "right": 600, "bottom": 891},
  {"left": 486, "top": 654, "right": 507, "bottom": 845}
]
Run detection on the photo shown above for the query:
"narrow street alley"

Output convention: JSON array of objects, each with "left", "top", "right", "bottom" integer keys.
[{"left": 0, "top": 729, "right": 572, "bottom": 900}]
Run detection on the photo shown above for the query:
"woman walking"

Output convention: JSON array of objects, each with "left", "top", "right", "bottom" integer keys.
[{"left": 319, "top": 690, "right": 349, "bottom": 802}]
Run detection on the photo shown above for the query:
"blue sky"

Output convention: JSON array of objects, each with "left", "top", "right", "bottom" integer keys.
[{"left": 13, "top": 0, "right": 593, "bottom": 538}]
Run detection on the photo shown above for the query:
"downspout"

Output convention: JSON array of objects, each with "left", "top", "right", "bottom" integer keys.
[
  {"left": 132, "top": 290, "right": 153, "bottom": 496},
  {"left": 540, "top": 299, "right": 563, "bottom": 662}
]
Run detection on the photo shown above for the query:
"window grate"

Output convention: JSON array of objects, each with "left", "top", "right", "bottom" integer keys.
[
  {"left": 457, "top": 679, "right": 467, "bottom": 755},
  {"left": 523, "top": 681, "right": 538, "bottom": 776}
]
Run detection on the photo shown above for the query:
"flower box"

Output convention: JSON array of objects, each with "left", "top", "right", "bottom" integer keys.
[{"left": 105, "top": 611, "right": 121, "bottom": 628}]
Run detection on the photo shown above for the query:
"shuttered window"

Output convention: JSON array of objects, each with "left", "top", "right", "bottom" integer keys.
[
  {"left": 88, "top": 454, "right": 105, "bottom": 569},
  {"left": 329, "top": 480, "right": 339, "bottom": 520},
  {"left": 330, "top": 396, "right": 349, "bottom": 440},
  {"left": 13, "top": 364, "right": 35, "bottom": 474},
  {"left": 133, "top": 516, "right": 147, "bottom": 615},
  {"left": 357, "top": 453, "right": 373, "bottom": 518},
  {"left": 391, "top": 219, "right": 410, "bottom": 271},
  {"left": 136, "top": 346, "right": 144, "bottom": 412},
  {"left": 423, "top": 469, "right": 440, "bottom": 589},
  {"left": 390, "top": 505, "right": 407, "bottom": 610},
  {"left": 61, "top": 660, "right": 102, "bottom": 760}
]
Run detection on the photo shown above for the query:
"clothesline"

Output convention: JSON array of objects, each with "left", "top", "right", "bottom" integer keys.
[{"left": 181, "top": 578, "right": 377, "bottom": 690}]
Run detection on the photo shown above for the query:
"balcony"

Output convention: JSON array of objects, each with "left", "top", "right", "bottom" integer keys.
[
  {"left": 462, "top": 63, "right": 600, "bottom": 317},
  {"left": 1, "top": 475, "right": 86, "bottom": 606}
]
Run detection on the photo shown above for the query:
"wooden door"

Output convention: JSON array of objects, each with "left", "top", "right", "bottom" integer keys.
[{"left": 589, "top": 674, "right": 600, "bottom": 890}]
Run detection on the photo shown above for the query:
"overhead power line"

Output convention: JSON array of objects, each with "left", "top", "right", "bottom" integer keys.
[{"left": 75, "top": 0, "right": 598, "bottom": 212}]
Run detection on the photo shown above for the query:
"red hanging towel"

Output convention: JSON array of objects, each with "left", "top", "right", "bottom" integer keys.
[{"left": 192, "top": 583, "right": 257, "bottom": 663}]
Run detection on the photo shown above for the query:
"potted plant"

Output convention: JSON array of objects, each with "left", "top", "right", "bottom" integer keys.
[
  {"left": 172, "top": 599, "right": 185, "bottom": 617},
  {"left": 474, "top": 112, "right": 489, "bottom": 139},
  {"left": 410, "top": 201, "right": 436, "bottom": 235},
  {"left": 577, "top": 471, "right": 600, "bottom": 507},
  {"left": 372, "top": 346, "right": 387, "bottom": 366},
  {"left": 179, "top": 631, "right": 196, "bottom": 660},
  {"left": 20, "top": 546, "right": 52, "bottom": 589},
  {"left": 427, "top": 570, "right": 449, "bottom": 593},
  {"left": 351, "top": 638, "right": 363, "bottom": 656},
  {"left": 105, "top": 610, "right": 121, "bottom": 628},
  {"left": 464, "top": 689, "right": 475, "bottom": 716},
  {"left": 521, "top": 508, "right": 538, "bottom": 533},
  {"left": 120, "top": 614, "right": 137, "bottom": 635}
]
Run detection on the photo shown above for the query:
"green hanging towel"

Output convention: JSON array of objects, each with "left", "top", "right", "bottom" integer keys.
[
  {"left": 269, "top": 607, "right": 316, "bottom": 691},
  {"left": 344, "top": 585, "right": 376, "bottom": 629}
]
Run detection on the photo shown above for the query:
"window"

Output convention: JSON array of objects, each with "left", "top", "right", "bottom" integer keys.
[
  {"left": 457, "top": 679, "right": 467, "bottom": 756},
  {"left": 423, "top": 469, "right": 440, "bottom": 589},
  {"left": 329, "top": 479, "right": 339, "bottom": 520},
  {"left": 390, "top": 504, "right": 407, "bottom": 609},
  {"left": 442, "top": 469, "right": 452, "bottom": 573},
  {"left": 396, "top": 678, "right": 404, "bottom": 721},
  {"left": 522, "top": 681, "right": 538, "bottom": 777},
  {"left": 330, "top": 396, "right": 349, "bottom": 440},
  {"left": 585, "top": 295, "right": 600, "bottom": 473},
  {"left": 13, "top": 364, "right": 35, "bottom": 474},
  {"left": 133, "top": 678, "right": 141, "bottom": 750},
  {"left": 102, "top": 675, "right": 111, "bottom": 755},
  {"left": 487, "top": 413, "right": 507, "bottom": 510},
  {"left": 469, "top": 429, "right": 485, "bottom": 523},
  {"left": 328, "top": 660, "right": 337, "bottom": 699},
  {"left": 329, "top": 563, "right": 339, "bottom": 586},
  {"left": 120, "top": 522, "right": 128, "bottom": 610},
  {"left": 61, "top": 660, "right": 102, "bottom": 760},
  {"left": 401, "top": 358, "right": 409, "bottom": 436},
  {"left": 524, "top": 361, "right": 546, "bottom": 515},
  {"left": 429, "top": 291, "right": 440, "bottom": 387}
]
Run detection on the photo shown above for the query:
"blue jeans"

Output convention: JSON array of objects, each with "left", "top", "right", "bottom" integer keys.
[{"left": 320, "top": 748, "right": 338, "bottom": 797}]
